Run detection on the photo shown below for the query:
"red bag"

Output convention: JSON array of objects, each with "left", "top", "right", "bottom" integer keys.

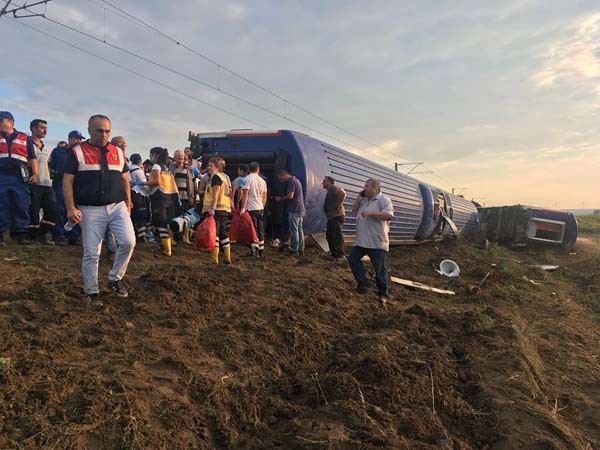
[
  {"left": 229, "top": 210, "right": 258, "bottom": 243},
  {"left": 195, "top": 215, "right": 217, "bottom": 251}
]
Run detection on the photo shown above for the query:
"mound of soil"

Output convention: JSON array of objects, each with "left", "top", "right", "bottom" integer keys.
[{"left": 0, "top": 235, "right": 599, "bottom": 449}]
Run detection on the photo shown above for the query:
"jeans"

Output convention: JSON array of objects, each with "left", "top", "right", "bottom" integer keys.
[
  {"left": 288, "top": 212, "right": 305, "bottom": 253},
  {"left": 348, "top": 246, "right": 389, "bottom": 297},
  {"left": 79, "top": 202, "right": 136, "bottom": 295},
  {"left": 0, "top": 173, "right": 30, "bottom": 234},
  {"left": 326, "top": 216, "right": 345, "bottom": 257}
]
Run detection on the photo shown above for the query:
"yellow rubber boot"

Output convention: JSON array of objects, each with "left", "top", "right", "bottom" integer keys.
[
  {"left": 161, "top": 237, "right": 172, "bottom": 256},
  {"left": 182, "top": 227, "right": 192, "bottom": 245},
  {"left": 210, "top": 247, "right": 219, "bottom": 264},
  {"left": 223, "top": 246, "right": 231, "bottom": 265}
]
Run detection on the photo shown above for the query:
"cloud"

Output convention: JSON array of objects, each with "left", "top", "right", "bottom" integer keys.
[{"left": 532, "top": 11, "right": 600, "bottom": 89}]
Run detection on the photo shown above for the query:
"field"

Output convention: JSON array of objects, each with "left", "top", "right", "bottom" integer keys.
[
  {"left": 576, "top": 214, "right": 600, "bottom": 233},
  {"left": 1, "top": 233, "right": 600, "bottom": 449}
]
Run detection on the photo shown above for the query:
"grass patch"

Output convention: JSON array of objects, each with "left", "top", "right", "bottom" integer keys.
[{"left": 576, "top": 214, "right": 600, "bottom": 233}]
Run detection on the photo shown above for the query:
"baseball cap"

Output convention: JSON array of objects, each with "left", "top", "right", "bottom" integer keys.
[
  {"left": 0, "top": 111, "right": 15, "bottom": 121},
  {"left": 68, "top": 130, "right": 85, "bottom": 139}
]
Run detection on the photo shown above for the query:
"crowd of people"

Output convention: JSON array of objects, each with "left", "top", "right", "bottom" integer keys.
[{"left": 0, "top": 111, "right": 395, "bottom": 305}]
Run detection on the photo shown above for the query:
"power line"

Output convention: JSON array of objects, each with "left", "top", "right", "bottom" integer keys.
[
  {"left": 96, "top": 0, "right": 390, "bottom": 153},
  {"left": 4, "top": 16, "right": 270, "bottom": 128},
  {"left": 0, "top": 0, "right": 50, "bottom": 18},
  {"left": 25, "top": 11, "right": 376, "bottom": 154}
]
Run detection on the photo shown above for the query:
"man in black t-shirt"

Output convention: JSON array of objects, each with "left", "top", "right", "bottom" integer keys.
[{"left": 63, "top": 114, "right": 135, "bottom": 306}]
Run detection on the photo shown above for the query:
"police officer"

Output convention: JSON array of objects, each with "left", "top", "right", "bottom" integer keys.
[
  {"left": 49, "top": 130, "right": 84, "bottom": 246},
  {"left": 63, "top": 115, "right": 135, "bottom": 306},
  {"left": 0, "top": 111, "right": 39, "bottom": 245}
]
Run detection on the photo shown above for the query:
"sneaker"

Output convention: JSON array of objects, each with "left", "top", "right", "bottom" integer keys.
[
  {"left": 109, "top": 280, "right": 128, "bottom": 298},
  {"left": 54, "top": 235, "right": 68, "bottom": 247},
  {"left": 377, "top": 294, "right": 389, "bottom": 304},
  {"left": 86, "top": 293, "right": 103, "bottom": 307}
]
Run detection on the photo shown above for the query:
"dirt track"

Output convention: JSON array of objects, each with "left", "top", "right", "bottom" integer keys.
[{"left": 0, "top": 236, "right": 599, "bottom": 449}]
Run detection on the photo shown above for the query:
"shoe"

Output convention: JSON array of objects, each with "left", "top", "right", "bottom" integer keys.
[
  {"left": 17, "top": 236, "right": 39, "bottom": 245},
  {"left": 356, "top": 286, "right": 369, "bottom": 294},
  {"left": 68, "top": 237, "right": 82, "bottom": 246},
  {"left": 377, "top": 294, "right": 389, "bottom": 304},
  {"left": 39, "top": 232, "right": 55, "bottom": 245},
  {"left": 54, "top": 236, "right": 68, "bottom": 247},
  {"left": 85, "top": 293, "right": 103, "bottom": 307},
  {"left": 109, "top": 280, "right": 128, "bottom": 298}
]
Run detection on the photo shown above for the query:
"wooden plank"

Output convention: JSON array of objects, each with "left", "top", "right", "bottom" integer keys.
[{"left": 390, "top": 276, "right": 456, "bottom": 295}]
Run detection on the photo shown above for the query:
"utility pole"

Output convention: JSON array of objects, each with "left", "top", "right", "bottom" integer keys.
[{"left": 0, "top": 0, "right": 52, "bottom": 19}]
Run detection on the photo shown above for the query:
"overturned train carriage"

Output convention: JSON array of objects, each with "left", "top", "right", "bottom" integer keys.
[{"left": 189, "top": 129, "right": 479, "bottom": 243}]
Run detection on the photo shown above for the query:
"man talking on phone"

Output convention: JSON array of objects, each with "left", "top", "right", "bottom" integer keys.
[{"left": 348, "top": 178, "right": 394, "bottom": 303}]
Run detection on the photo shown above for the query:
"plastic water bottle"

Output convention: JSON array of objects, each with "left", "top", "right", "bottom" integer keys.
[{"left": 64, "top": 212, "right": 82, "bottom": 231}]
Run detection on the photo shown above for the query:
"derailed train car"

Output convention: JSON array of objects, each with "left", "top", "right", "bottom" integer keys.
[
  {"left": 189, "top": 129, "right": 479, "bottom": 243},
  {"left": 476, "top": 205, "right": 578, "bottom": 250}
]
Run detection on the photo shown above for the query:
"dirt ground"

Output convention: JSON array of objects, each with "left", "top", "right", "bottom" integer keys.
[{"left": 0, "top": 233, "right": 599, "bottom": 449}]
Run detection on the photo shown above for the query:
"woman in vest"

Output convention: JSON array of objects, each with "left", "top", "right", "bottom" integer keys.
[
  {"left": 145, "top": 147, "right": 179, "bottom": 256},
  {"left": 202, "top": 157, "right": 232, "bottom": 264}
]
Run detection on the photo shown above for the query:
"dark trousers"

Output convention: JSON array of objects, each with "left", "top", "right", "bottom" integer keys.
[
  {"left": 326, "top": 216, "right": 345, "bottom": 257},
  {"left": 53, "top": 179, "right": 81, "bottom": 239},
  {"left": 249, "top": 209, "right": 265, "bottom": 250},
  {"left": 214, "top": 211, "right": 231, "bottom": 248},
  {"left": 131, "top": 191, "right": 150, "bottom": 228},
  {"left": 348, "top": 246, "right": 389, "bottom": 297},
  {"left": 30, "top": 184, "right": 58, "bottom": 233},
  {"left": 0, "top": 174, "right": 30, "bottom": 234}
]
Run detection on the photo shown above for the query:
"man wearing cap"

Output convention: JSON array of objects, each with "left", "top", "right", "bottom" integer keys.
[
  {"left": 49, "top": 130, "right": 84, "bottom": 246},
  {"left": 0, "top": 111, "right": 39, "bottom": 246},
  {"left": 63, "top": 114, "right": 135, "bottom": 306},
  {"left": 28, "top": 119, "right": 58, "bottom": 245}
]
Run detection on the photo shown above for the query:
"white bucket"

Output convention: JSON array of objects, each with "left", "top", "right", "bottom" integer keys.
[{"left": 437, "top": 259, "right": 460, "bottom": 277}]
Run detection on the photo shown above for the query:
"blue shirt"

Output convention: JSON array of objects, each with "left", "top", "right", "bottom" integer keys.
[
  {"left": 48, "top": 145, "right": 71, "bottom": 178},
  {"left": 0, "top": 129, "right": 35, "bottom": 175},
  {"left": 284, "top": 176, "right": 305, "bottom": 214}
]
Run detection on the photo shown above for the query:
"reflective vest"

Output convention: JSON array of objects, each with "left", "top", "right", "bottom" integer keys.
[
  {"left": 0, "top": 131, "right": 29, "bottom": 163},
  {"left": 150, "top": 167, "right": 178, "bottom": 196},
  {"left": 202, "top": 172, "right": 231, "bottom": 213},
  {"left": 71, "top": 141, "right": 125, "bottom": 172}
]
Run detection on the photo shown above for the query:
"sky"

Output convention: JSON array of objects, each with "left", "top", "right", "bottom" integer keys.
[{"left": 1, "top": 0, "right": 600, "bottom": 209}]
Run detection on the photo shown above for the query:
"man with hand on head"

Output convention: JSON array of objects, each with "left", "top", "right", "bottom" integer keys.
[
  {"left": 62, "top": 114, "right": 135, "bottom": 306},
  {"left": 0, "top": 111, "right": 38, "bottom": 246},
  {"left": 348, "top": 178, "right": 394, "bottom": 304}
]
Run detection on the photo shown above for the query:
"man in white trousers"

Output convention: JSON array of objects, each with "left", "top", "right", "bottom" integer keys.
[{"left": 63, "top": 114, "right": 135, "bottom": 306}]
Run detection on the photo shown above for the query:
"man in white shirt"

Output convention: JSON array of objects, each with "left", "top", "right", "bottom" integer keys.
[
  {"left": 28, "top": 119, "right": 57, "bottom": 245},
  {"left": 348, "top": 178, "right": 394, "bottom": 303},
  {"left": 240, "top": 161, "right": 267, "bottom": 257}
]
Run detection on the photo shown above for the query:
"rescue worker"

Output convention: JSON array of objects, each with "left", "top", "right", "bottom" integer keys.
[
  {"left": 28, "top": 119, "right": 58, "bottom": 245},
  {"left": 49, "top": 130, "right": 84, "bottom": 246},
  {"left": 127, "top": 153, "right": 151, "bottom": 242},
  {"left": 0, "top": 111, "right": 39, "bottom": 245},
  {"left": 202, "top": 157, "right": 232, "bottom": 264},
  {"left": 63, "top": 114, "right": 135, "bottom": 306},
  {"left": 144, "top": 147, "right": 179, "bottom": 256}
]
